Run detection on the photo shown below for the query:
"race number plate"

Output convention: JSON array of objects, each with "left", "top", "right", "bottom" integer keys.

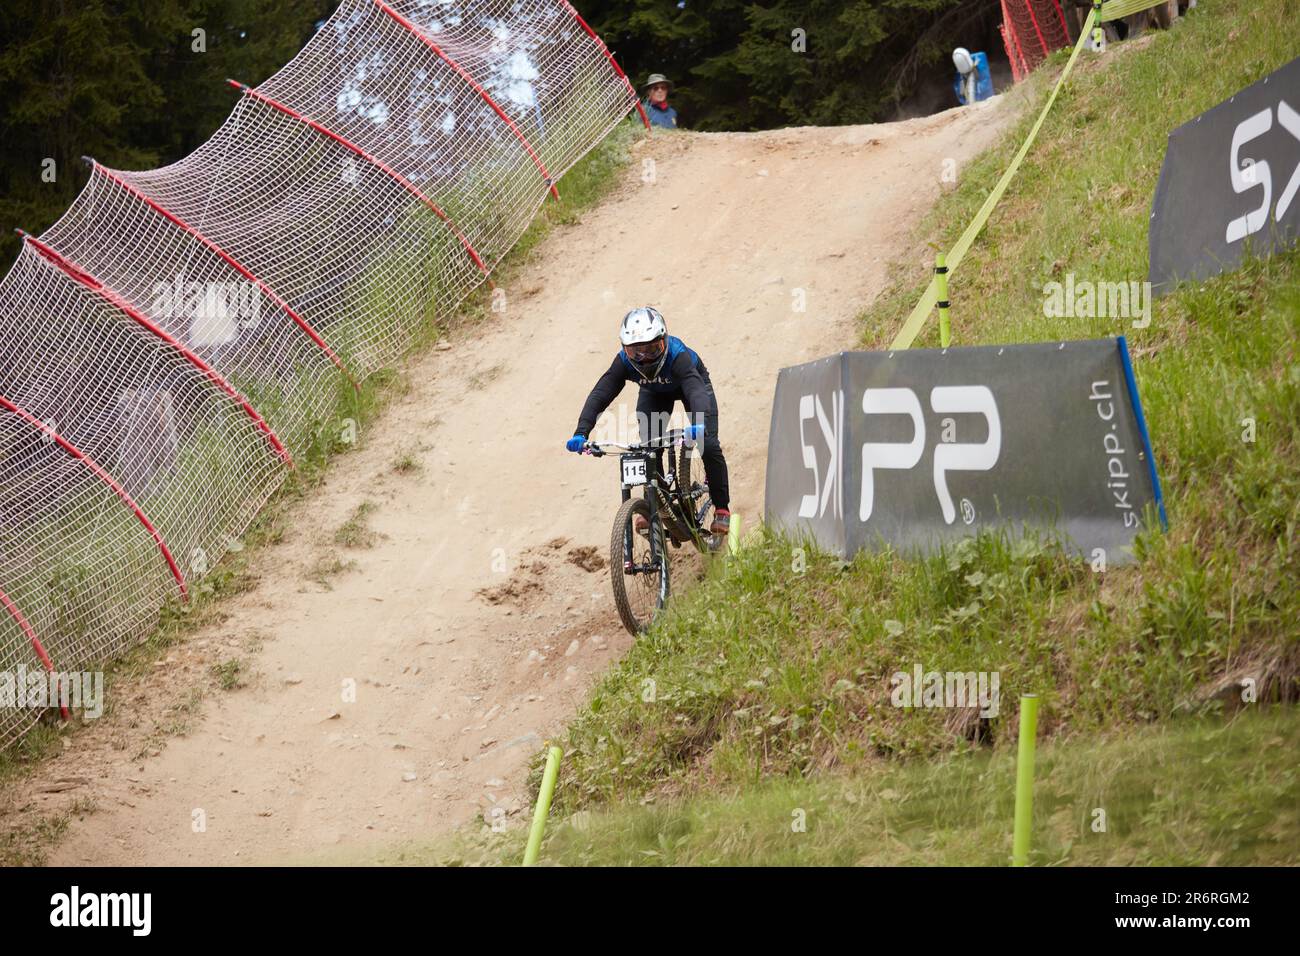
[{"left": 621, "top": 455, "right": 648, "bottom": 487}]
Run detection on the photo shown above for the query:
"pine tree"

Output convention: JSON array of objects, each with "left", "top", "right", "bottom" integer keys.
[
  {"left": 577, "top": 0, "right": 978, "bottom": 131},
  {"left": 0, "top": 0, "right": 332, "bottom": 269}
]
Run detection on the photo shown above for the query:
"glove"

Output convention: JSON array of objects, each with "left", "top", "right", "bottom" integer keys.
[
  {"left": 565, "top": 434, "right": 587, "bottom": 453},
  {"left": 686, "top": 423, "right": 706, "bottom": 441}
]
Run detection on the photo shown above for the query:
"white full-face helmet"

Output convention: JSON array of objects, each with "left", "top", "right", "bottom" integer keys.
[
  {"left": 953, "top": 47, "right": 974, "bottom": 75},
  {"left": 620, "top": 306, "right": 668, "bottom": 378}
]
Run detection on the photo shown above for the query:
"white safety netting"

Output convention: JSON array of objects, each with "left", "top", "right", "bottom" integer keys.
[{"left": 0, "top": 0, "right": 642, "bottom": 746}]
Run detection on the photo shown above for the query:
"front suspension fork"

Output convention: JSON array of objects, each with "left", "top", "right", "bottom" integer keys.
[{"left": 623, "top": 485, "right": 667, "bottom": 571}]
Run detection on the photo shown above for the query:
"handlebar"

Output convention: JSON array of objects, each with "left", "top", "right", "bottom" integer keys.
[{"left": 582, "top": 424, "right": 704, "bottom": 457}]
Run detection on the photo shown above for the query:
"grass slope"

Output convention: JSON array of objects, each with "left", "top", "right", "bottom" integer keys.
[{"left": 380, "top": 708, "right": 1298, "bottom": 866}]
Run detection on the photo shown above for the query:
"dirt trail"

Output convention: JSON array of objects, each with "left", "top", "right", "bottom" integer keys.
[{"left": 12, "top": 101, "right": 1009, "bottom": 865}]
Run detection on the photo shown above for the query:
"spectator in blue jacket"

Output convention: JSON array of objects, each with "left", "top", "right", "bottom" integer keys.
[
  {"left": 643, "top": 74, "right": 679, "bottom": 129},
  {"left": 952, "top": 48, "right": 995, "bottom": 105}
]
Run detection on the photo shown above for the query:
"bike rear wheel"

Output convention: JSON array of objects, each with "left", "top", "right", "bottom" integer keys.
[{"left": 610, "top": 496, "right": 670, "bottom": 635}]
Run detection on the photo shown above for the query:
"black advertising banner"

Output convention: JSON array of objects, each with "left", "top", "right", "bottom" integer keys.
[
  {"left": 764, "top": 352, "right": 847, "bottom": 556},
  {"left": 1149, "top": 56, "right": 1300, "bottom": 292},
  {"left": 764, "top": 338, "right": 1165, "bottom": 563}
]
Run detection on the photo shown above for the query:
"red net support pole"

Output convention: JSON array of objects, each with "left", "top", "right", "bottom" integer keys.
[
  {"left": 1013, "top": 19, "right": 1030, "bottom": 78},
  {"left": 88, "top": 160, "right": 359, "bottom": 392},
  {"left": 559, "top": 0, "right": 651, "bottom": 130},
  {"left": 372, "top": 0, "right": 562, "bottom": 200},
  {"left": 1001, "top": 24, "right": 1021, "bottom": 83},
  {"left": 17, "top": 230, "right": 293, "bottom": 467},
  {"left": 228, "top": 80, "right": 491, "bottom": 278},
  {"left": 0, "top": 394, "right": 188, "bottom": 599},
  {"left": 1000, "top": 0, "right": 1017, "bottom": 83},
  {"left": 1003, "top": 0, "right": 1031, "bottom": 80},
  {"left": 1050, "top": 0, "right": 1070, "bottom": 41},
  {"left": 0, "top": 585, "right": 70, "bottom": 720},
  {"left": 1025, "top": 0, "right": 1052, "bottom": 59}
]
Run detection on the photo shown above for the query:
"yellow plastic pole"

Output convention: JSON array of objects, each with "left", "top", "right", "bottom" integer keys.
[
  {"left": 523, "top": 745, "right": 562, "bottom": 866},
  {"left": 1011, "top": 694, "right": 1040, "bottom": 866},
  {"left": 727, "top": 513, "right": 742, "bottom": 555},
  {"left": 936, "top": 252, "right": 951, "bottom": 348}
]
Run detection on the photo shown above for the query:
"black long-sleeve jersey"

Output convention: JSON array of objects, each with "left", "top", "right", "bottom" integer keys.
[{"left": 574, "top": 336, "right": 713, "bottom": 437}]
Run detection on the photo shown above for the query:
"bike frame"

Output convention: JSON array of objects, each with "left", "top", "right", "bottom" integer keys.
[
  {"left": 619, "top": 450, "right": 669, "bottom": 602},
  {"left": 587, "top": 430, "right": 709, "bottom": 563},
  {"left": 581, "top": 428, "right": 715, "bottom": 634}
]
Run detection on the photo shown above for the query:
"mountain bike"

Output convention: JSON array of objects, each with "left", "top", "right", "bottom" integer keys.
[{"left": 581, "top": 424, "right": 719, "bottom": 635}]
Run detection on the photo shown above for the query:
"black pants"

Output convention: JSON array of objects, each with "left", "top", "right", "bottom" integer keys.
[{"left": 636, "top": 382, "right": 730, "bottom": 511}]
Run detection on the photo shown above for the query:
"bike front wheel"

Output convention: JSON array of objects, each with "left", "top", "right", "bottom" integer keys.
[
  {"left": 609, "top": 496, "right": 670, "bottom": 635},
  {"left": 678, "top": 443, "right": 711, "bottom": 521}
]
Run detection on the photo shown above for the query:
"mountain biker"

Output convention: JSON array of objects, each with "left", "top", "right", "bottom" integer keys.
[{"left": 565, "top": 307, "right": 730, "bottom": 535}]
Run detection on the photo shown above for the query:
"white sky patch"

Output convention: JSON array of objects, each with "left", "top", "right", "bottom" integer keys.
[
  {"left": 500, "top": 49, "right": 539, "bottom": 108},
  {"left": 441, "top": 111, "right": 456, "bottom": 135},
  {"left": 337, "top": 83, "right": 391, "bottom": 124},
  {"left": 485, "top": 17, "right": 511, "bottom": 54},
  {"left": 408, "top": 113, "right": 431, "bottom": 146},
  {"left": 416, "top": 0, "right": 456, "bottom": 19},
  {"left": 336, "top": 54, "right": 392, "bottom": 125},
  {"left": 332, "top": 7, "right": 364, "bottom": 41},
  {"left": 337, "top": 84, "right": 363, "bottom": 110}
]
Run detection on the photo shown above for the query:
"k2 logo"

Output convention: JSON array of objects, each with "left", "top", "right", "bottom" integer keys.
[
  {"left": 859, "top": 386, "right": 1000, "bottom": 525},
  {"left": 1227, "top": 98, "right": 1300, "bottom": 243}
]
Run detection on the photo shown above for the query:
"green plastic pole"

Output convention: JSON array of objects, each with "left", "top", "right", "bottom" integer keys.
[
  {"left": 1012, "top": 694, "right": 1039, "bottom": 866},
  {"left": 727, "top": 513, "right": 742, "bottom": 556},
  {"left": 523, "top": 745, "right": 562, "bottom": 866},
  {"left": 935, "top": 253, "right": 951, "bottom": 348}
]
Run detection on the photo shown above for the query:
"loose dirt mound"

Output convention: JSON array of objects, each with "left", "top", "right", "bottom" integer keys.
[{"left": 12, "top": 100, "right": 1012, "bottom": 864}]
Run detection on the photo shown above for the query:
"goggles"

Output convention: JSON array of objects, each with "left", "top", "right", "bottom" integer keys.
[{"left": 624, "top": 338, "right": 665, "bottom": 363}]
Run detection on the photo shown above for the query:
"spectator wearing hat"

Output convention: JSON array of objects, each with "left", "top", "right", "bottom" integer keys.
[{"left": 642, "top": 74, "right": 679, "bottom": 129}]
